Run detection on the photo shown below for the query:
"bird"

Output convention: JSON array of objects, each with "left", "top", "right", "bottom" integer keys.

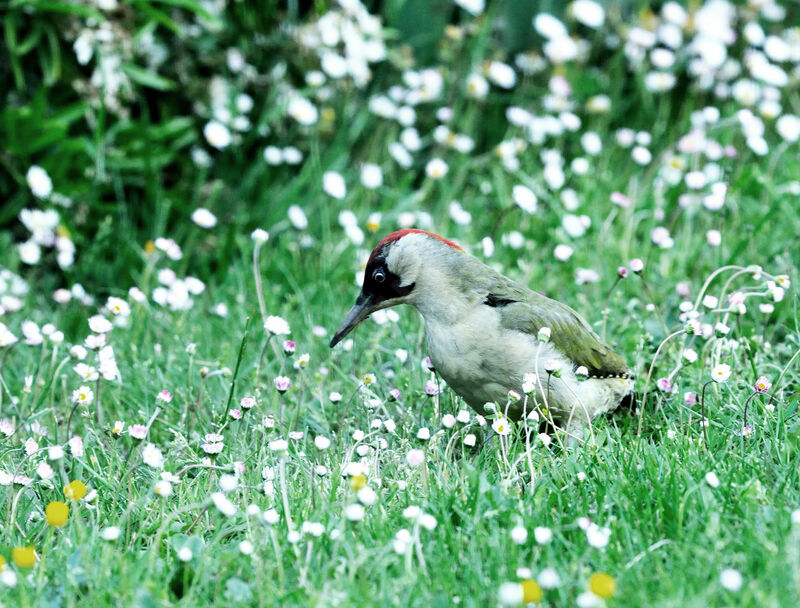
[{"left": 329, "top": 229, "right": 633, "bottom": 440}]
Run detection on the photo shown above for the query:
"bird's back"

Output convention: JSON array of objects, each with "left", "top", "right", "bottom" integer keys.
[{"left": 421, "top": 251, "right": 632, "bottom": 424}]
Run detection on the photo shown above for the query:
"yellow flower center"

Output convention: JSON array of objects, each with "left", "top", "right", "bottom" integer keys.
[
  {"left": 46, "top": 501, "right": 70, "bottom": 527},
  {"left": 589, "top": 572, "right": 617, "bottom": 599},
  {"left": 64, "top": 480, "right": 87, "bottom": 501},
  {"left": 521, "top": 579, "right": 543, "bottom": 603},
  {"left": 350, "top": 474, "right": 367, "bottom": 491},
  {"left": 321, "top": 108, "right": 336, "bottom": 123},
  {"left": 12, "top": 546, "right": 36, "bottom": 568}
]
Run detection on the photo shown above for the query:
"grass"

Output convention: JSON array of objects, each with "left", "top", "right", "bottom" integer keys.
[{"left": 2, "top": 0, "right": 800, "bottom": 606}]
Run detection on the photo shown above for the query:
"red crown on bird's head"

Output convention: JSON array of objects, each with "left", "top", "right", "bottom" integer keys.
[{"left": 367, "top": 229, "right": 462, "bottom": 264}]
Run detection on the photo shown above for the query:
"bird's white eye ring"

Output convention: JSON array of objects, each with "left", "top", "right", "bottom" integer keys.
[{"left": 373, "top": 269, "right": 386, "bottom": 283}]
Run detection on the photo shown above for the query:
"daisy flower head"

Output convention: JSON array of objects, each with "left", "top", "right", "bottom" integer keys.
[
  {"left": 323, "top": 170, "right": 347, "bottom": 199},
  {"left": 265, "top": 315, "right": 290, "bottom": 335},
  {"left": 274, "top": 376, "right": 291, "bottom": 393},
  {"left": 71, "top": 385, "right": 94, "bottom": 405},
  {"left": 405, "top": 448, "right": 425, "bottom": 467},
  {"left": 361, "top": 164, "right": 383, "bottom": 190},
  {"left": 455, "top": 0, "right": 484, "bottom": 16},
  {"left": 251, "top": 228, "right": 269, "bottom": 243},
  {"left": 425, "top": 158, "right": 449, "bottom": 180},
  {"left": 719, "top": 568, "right": 743, "bottom": 592},
  {"left": 288, "top": 205, "right": 308, "bottom": 230},
  {"left": 586, "top": 523, "right": 610, "bottom": 548},
  {"left": 492, "top": 416, "right": 512, "bottom": 436},
  {"left": 202, "top": 441, "right": 224, "bottom": 455},
  {"left": 510, "top": 525, "right": 527, "bottom": 544},
  {"left": 211, "top": 492, "right": 237, "bottom": 517},
  {"left": 154, "top": 480, "right": 173, "bottom": 497},
  {"left": 100, "top": 526, "right": 121, "bottom": 541},
  {"left": 656, "top": 377, "right": 672, "bottom": 393},
  {"left": 293, "top": 353, "right": 310, "bottom": 369},
  {"left": 538, "top": 567, "right": 561, "bottom": 589},
  {"left": 711, "top": 363, "right": 731, "bottom": 383},
  {"left": 754, "top": 376, "right": 771, "bottom": 393},
  {"left": 486, "top": 60, "right": 516, "bottom": 89},
  {"left": 88, "top": 314, "right": 113, "bottom": 334},
  {"left": 191, "top": 208, "right": 217, "bottom": 228},
  {"left": 544, "top": 359, "right": 562, "bottom": 377},
  {"left": 204, "top": 121, "right": 231, "bottom": 149},
  {"left": 498, "top": 580, "right": 542, "bottom": 605},
  {"left": 534, "top": 526, "right": 553, "bottom": 544},
  {"left": 344, "top": 503, "right": 365, "bottom": 522},
  {"left": 424, "top": 380, "right": 442, "bottom": 396},
  {"left": 142, "top": 443, "right": 164, "bottom": 469},
  {"left": 26, "top": 165, "right": 53, "bottom": 198},
  {"left": 513, "top": 185, "right": 537, "bottom": 214},
  {"left": 269, "top": 438, "right": 288, "bottom": 452}
]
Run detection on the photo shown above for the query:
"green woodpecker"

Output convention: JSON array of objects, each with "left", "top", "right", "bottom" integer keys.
[{"left": 330, "top": 229, "right": 633, "bottom": 437}]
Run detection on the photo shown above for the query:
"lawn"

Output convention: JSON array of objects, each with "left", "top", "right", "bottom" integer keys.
[{"left": 1, "top": 0, "right": 799, "bottom": 606}]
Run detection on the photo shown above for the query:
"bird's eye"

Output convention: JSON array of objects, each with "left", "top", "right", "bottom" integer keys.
[{"left": 372, "top": 268, "right": 386, "bottom": 283}]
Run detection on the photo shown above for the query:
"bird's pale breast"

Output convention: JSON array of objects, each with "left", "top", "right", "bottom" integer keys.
[{"left": 423, "top": 305, "right": 630, "bottom": 424}]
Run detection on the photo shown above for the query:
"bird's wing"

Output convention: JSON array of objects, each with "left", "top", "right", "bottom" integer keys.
[{"left": 486, "top": 282, "right": 632, "bottom": 379}]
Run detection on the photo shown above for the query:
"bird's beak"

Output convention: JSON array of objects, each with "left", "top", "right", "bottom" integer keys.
[{"left": 329, "top": 292, "right": 376, "bottom": 348}]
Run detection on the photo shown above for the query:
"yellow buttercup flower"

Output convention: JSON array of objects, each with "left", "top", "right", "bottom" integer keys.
[
  {"left": 46, "top": 501, "right": 70, "bottom": 527},
  {"left": 589, "top": 572, "right": 617, "bottom": 599},
  {"left": 350, "top": 474, "right": 367, "bottom": 491},
  {"left": 64, "top": 480, "right": 87, "bottom": 500},
  {"left": 12, "top": 546, "right": 36, "bottom": 568},
  {"left": 521, "top": 579, "right": 543, "bottom": 603}
]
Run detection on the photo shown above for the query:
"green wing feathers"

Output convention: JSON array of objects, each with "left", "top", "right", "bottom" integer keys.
[{"left": 488, "top": 282, "right": 632, "bottom": 379}]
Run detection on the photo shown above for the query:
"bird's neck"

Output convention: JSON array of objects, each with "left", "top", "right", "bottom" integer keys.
[{"left": 407, "top": 259, "right": 486, "bottom": 325}]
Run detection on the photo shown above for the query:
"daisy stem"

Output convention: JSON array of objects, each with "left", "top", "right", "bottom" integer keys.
[
  {"left": 269, "top": 527, "right": 286, "bottom": 590},
  {"left": 742, "top": 391, "right": 758, "bottom": 430},
  {"left": 699, "top": 380, "right": 713, "bottom": 451},
  {"left": 253, "top": 243, "right": 268, "bottom": 330},
  {"left": 221, "top": 318, "right": 250, "bottom": 425},
  {"left": 279, "top": 457, "right": 301, "bottom": 559},
  {"left": 95, "top": 376, "right": 103, "bottom": 428}
]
